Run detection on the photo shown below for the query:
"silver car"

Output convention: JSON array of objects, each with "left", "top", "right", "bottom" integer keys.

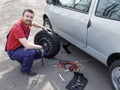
[{"left": 34, "top": 0, "right": 120, "bottom": 89}]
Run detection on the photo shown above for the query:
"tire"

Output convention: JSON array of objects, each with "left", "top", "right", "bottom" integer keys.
[
  {"left": 34, "top": 29, "right": 60, "bottom": 58},
  {"left": 109, "top": 60, "right": 120, "bottom": 90}
]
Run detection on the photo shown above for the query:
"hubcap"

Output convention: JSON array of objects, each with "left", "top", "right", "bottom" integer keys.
[{"left": 112, "top": 67, "right": 120, "bottom": 90}]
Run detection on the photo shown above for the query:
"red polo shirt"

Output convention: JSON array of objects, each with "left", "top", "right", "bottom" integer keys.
[{"left": 6, "top": 20, "right": 32, "bottom": 51}]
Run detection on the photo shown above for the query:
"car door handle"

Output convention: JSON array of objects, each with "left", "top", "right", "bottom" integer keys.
[{"left": 87, "top": 20, "right": 91, "bottom": 29}]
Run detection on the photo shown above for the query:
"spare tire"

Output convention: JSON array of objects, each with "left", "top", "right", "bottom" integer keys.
[{"left": 34, "top": 29, "right": 60, "bottom": 58}]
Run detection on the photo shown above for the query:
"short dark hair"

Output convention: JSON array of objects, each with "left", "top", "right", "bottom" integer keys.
[{"left": 22, "top": 9, "right": 34, "bottom": 16}]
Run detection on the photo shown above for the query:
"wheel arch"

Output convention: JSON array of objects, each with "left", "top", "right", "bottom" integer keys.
[
  {"left": 43, "top": 14, "right": 53, "bottom": 30},
  {"left": 43, "top": 14, "right": 48, "bottom": 20},
  {"left": 107, "top": 53, "right": 120, "bottom": 66},
  {"left": 43, "top": 14, "right": 51, "bottom": 24}
]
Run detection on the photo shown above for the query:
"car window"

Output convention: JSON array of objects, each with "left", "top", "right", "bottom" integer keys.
[
  {"left": 74, "top": 0, "right": 91, "bottom": 12},
  {"left": 96, "top": 0, "right": 120, "bottom": 21},
  {"left": 59, "top": 0, "right": 75, "bottom": 7},
  {"left": 58, "top": 0, "right": 91, "bottom": 12}
]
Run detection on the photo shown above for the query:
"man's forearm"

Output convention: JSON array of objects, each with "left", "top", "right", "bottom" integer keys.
[
  {"left": 32, "top": 22, "right": 43, "bottom": 28},
  {"left": 19, "top": 38, "right": 42, "bottom": 49},
  {"left": 25, "top": 42, "right": 42, "bottom": 49}
]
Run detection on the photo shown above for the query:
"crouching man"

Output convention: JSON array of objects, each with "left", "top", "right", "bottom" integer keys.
[{"left": 5, "top": 9, "right": 44, "bottom": 76}]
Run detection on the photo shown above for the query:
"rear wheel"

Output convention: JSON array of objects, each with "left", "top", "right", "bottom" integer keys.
[
  {"left": 34, "top": 29, "right": 60, "bottom": 58},
  {"left": 109, "top": 60, "right": 120, "bottom": 90}
]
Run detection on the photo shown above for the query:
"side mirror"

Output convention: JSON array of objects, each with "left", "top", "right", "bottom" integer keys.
[{"left": 46, "top": 0, "right": 53, "bottom": 4}]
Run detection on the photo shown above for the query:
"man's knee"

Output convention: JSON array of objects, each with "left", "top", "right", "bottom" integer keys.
[
  {"left": 26, "top": 49, "right": 36, "bottom": 59},
  {"left": 26, "top": 49, "right": 36, "bottom": 60}
]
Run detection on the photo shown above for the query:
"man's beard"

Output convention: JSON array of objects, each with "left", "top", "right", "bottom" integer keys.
[{"left": 25, "top": 20, "right": 32, "bottom": 26}]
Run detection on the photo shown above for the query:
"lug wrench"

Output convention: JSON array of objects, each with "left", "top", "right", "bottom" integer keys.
[
  {"left": 41, "top": 57, "right": 44, "bottom": 66},
  {"left": 58, "top": 73, "right": 66, "bottom": 81}
]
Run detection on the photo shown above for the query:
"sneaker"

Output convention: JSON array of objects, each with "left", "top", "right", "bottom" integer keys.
[{"left": 21, "top": 71, "right": 37, "bottom": 76}]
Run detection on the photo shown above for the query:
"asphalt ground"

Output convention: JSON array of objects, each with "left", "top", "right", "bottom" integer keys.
[{"left": 0, "top": 0, "right": 114, "bottom": 90}]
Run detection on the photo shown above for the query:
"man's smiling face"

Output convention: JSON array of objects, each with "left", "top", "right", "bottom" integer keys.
[{"left": 22, "top": 11, "right": 34, "bottom": 26}]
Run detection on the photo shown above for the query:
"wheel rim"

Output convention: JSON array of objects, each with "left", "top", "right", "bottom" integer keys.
[
  {"left": 38, "top": 36, "right": 53, "bottom": 55},
  {"left": 112, "top": 67, "right": 120, "bottom": 90}
]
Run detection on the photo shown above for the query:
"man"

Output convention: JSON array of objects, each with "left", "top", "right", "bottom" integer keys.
[{"left": 5, "top": 9, "right": 44, "bottom": 76}]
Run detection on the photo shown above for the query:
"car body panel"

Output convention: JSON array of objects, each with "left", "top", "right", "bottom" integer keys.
[
  {"left": 43, "top": 0, "right": 120, "bottom": 66},
  {"left": 44, "top": 5, "right": 90, "bottom": 48}
]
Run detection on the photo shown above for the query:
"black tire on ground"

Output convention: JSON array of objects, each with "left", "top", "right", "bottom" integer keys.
[
  {"left": 109, "top": 60, "right": 120, "bottom": 90},
  {"left": 34, "top": 29, "right": 60, "bottom": 58}
]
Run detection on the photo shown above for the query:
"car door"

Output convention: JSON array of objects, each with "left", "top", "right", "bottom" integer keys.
[
  {"left": 87, "top": 0, "right": 120, "bottom": 64},
  {"left": 46, "top": 0, "right": 93, "bottom": 48}
]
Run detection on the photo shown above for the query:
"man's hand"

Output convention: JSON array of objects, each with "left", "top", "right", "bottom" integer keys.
[
  {"left": 39, "top": 47, "right": 45, "bottom": 57},
  {"left": 41, "top": 48, "right": 45, "bottom": 57}
]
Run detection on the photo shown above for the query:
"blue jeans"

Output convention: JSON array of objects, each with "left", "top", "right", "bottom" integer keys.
[{"left": 7, "top": 47, "right": 41, "bottom": 72}]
